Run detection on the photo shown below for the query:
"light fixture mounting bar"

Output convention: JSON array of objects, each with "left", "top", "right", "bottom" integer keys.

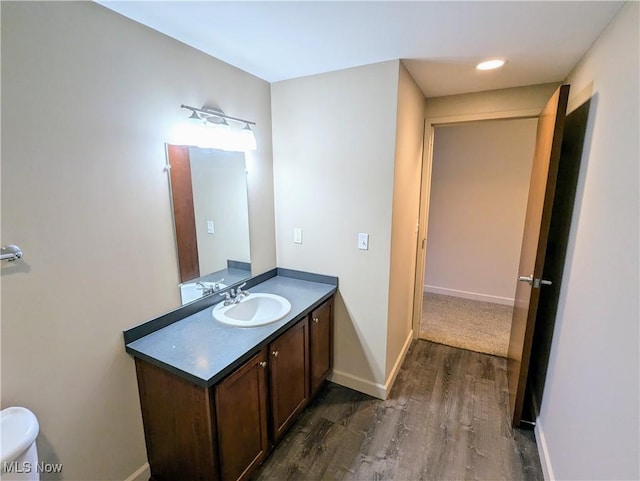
[{"left": 180, "top": 104, "right": 256, "bottom": 126}]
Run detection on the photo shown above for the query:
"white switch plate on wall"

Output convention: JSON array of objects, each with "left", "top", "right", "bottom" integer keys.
[
  {"left": 207, "top": 220, "right": 215, "bottom": 234},
  {"left": 294, "top": 228, "right": 303, "bottom": 244},
  {"left": 358, "top": 233, "right": 369, "bottom": 250}
]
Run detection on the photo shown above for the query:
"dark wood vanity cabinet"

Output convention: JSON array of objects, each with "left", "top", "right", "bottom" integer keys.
[
  {"left": 135, "top": 297, "right": 333, "bottom": 481},
  {"left": 309, "top": 298, "right": 333, "bottom": 395}
]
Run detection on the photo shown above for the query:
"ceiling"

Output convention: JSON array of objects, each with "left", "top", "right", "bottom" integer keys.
[{"left": 98, "top": 1, "right": 623, "bottom": 98}]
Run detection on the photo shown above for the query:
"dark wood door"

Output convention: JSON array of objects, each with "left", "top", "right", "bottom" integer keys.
[
  {"left": 524, "top": 99, "right": 590, "bottom": 421},
  {"left": 310, "top": 299, "right": 333, "bottom": 395},
  {"left": 507, "top": 84, "right": 570, "bottom": 427},
  {"left": 215, "top": 350, "right": 269, "bottom": 481},
  {"left": 269, "top": 319, "right": 309, "bottom": 442}
]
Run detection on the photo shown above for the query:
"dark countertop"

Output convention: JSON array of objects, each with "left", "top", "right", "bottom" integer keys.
[{"left": 126, "top": 274, "right": 336, "bottom": 387}]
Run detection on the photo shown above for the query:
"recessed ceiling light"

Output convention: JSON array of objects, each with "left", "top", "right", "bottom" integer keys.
[{"left": 476, "top": 59, "right": 506, "bottom": 71}]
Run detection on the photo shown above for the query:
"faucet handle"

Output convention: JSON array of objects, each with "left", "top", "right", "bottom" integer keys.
[
  {"left": 237, "top": 282, "right": 249, "bottom": 296},
  {"left": 219, "top": 291, "right": 233, "bottom": 306}
]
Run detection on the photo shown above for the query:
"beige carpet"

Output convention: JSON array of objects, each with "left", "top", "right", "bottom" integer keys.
[{"left": 419, "top": 292, "right": 512, "bottom": 357}]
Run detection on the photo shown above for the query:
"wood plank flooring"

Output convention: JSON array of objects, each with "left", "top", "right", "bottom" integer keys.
[{"left": 253, "top": 340, "right": 543, "bottom": 481}]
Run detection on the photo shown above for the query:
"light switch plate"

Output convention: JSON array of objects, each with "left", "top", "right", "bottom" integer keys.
[
  {"left": 207, "top": 220, "right": 215, "bottom": 234},
  {"left": 294, "top": 228, "right": 303, "bottom": 244},
  {"left": 358, "top": 233, "right": 369, "bottom": 250}
]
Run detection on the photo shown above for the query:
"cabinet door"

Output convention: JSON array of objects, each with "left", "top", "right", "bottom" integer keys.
[
  {"left": 136, "top": 358, "right": 219, "bottom": 481},
  {"left": 310, "top": 299, "right": 333, "bottom": 395},
  {"left": 269, "top": 319, "right": 309, "bottom": 442},
  {"left": 215, "top": 350, "right": 268, "bottom": 481}
]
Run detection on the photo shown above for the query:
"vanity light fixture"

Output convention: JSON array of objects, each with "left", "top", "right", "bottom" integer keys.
[
  {"left": 180, "top": 104, "right": 257, "bottom": 152},
  {"left": 476, "top": 59, "right": 506, "bottom": 71}
]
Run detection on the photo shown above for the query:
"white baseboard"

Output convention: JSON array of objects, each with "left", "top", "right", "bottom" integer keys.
[
  {"left": 329, "top": 330, "right": 414, "bottom": 401},
  {"left": 124, "top": 463, "right": 150, "bottom": 481},
  {"left": 383, "top": 329, "right": 413, "bottom": 396},
  {"left": 329, "top": 369, "right": 387, "bottom": 399},
  {"left": 534, "top": 421, "right": 555, "bottom": 481},
  {"left": 424, "top": 284, "right": 514, "bottom": 306}
]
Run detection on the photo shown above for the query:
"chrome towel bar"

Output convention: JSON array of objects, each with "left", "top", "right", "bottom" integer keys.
[{"left": 1, "top": 245, "right": 23, "bottom": 262}]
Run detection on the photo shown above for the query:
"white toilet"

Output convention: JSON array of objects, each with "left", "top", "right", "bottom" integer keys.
[{"left": 1, "top": 407, "right": 40, "bottom": 481}]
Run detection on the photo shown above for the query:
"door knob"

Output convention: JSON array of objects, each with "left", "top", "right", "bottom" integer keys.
[
  {"left": 312, "top": 317, "right": 319, "bottom": 323},
  {"left": 259, "top": 361, "right": 267, "bottom": 368},
  {"left": 272, "top": 350, "right": 279, "bottom": 357},
  {"left": 518, "top": 275, "right": 552, "bottom": 288}
]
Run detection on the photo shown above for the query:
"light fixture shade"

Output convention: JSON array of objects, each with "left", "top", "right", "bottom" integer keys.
[
  {"left": 240, "top": 124, "right": 257, "bottom": 152},
  {"left": 187, "top": 110, "right": 202, "bottom": 125}
]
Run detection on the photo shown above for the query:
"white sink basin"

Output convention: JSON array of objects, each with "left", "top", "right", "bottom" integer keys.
[
  {"left": 180, "top": 281, "right": 227, "bottom": 304},
  {"left": 212, "top": 293, "right": 292, "bottom": 327}
]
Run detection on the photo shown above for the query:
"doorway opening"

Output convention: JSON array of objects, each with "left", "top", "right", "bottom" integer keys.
[
  {"left": 413, "top": 86, "right": 576, "bottom": 427},
  {"left": 413, "top": 115, "right": 539, "bottom": 357}
]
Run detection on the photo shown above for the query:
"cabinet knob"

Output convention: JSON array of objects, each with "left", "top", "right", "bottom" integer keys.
[
  {"left": 259, "top": 361, "right": 267, "bottom": 368},
  {"left": 312, "top": 317, "right": 319, "bottom": 323},
  {"left": 272, "top": 350, "right": 279, "bottom": 357}
]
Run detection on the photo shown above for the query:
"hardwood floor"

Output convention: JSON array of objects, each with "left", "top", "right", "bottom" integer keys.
[{"left": 253, "top": 340, "right": 543, "bottom": 481}]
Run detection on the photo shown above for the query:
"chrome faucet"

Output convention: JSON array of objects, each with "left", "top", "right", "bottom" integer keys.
[
  {"left": 196, "top": 282, "right": 215, "bottom": 296},
  {"left": 220, "top": 282, "right": 250, "bottom": 306},
  {"left": 219, "top": 292, "right": 234, "bottom": 306},
  {"left": 231, "top": 283, "right": 250, "bottom": 302},
  {"left": 196, "top": 278, "right": 225, "bottom": 297}
]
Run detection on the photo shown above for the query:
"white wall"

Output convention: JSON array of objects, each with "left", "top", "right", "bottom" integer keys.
[
  {"left": 386, "top": 64, "right": 425, "bottom": 379},
  {"left": 536, "top": 3, "right": 639, "bottom": 480},
  {"left": 1, "top": 2, "right": 276, "bottom": 480},
  {"left": 424, "top": 118, "right": 537, "bottom": 304},
  {"left": 271, "top": 61, "right": 401, "bottom": 397}
]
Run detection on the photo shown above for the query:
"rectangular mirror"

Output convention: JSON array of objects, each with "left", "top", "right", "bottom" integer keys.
[{"left": 166, "top": 144, "right": 252, "bottom": 304}]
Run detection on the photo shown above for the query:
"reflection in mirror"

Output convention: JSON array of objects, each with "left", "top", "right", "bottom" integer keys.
[{"left": 166, "top": 144, "right": 252, "bottom": 305}]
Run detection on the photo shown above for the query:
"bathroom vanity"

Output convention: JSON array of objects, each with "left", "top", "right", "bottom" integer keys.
[{"left": 124, "top": 269, "right": 337, "bottom": 481}]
